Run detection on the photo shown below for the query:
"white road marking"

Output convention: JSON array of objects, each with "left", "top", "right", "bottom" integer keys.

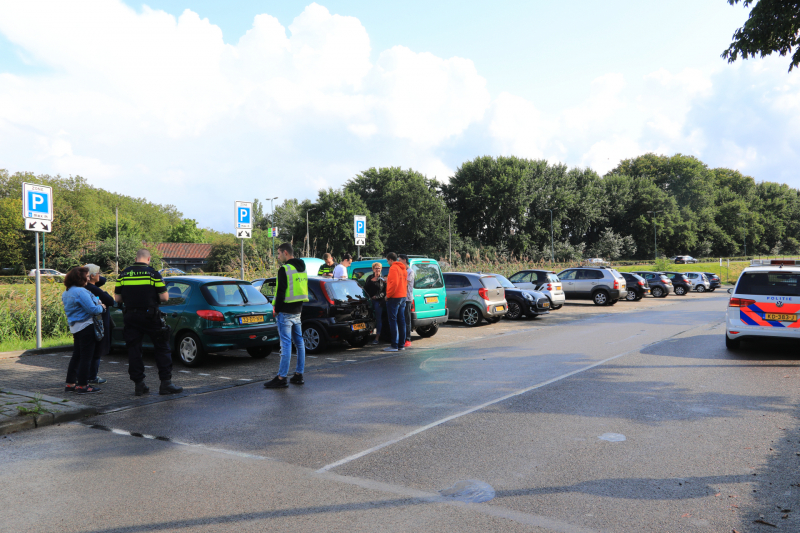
[
  {"left": 62, "top": 355, "right": 71, "bottom": 358},
  {"left": 178, "top": 370, "right": 190, "bottom": 373},
  {"left": 219, "top": 377, "right": 231, "bottom": 380},
  {"left": 109, "top": 362, "right": 119, "bottom": 364},
  {"left": 345, "top": 360, "right": 356, "bottom": 362},
  {"left": 199, "top": 373, "right": 210, "bottom": 376},
  {"left": 144, "top": 366, "right": 153, "bottom": 368},
  {"left": 317, "top": 325, "right": 702, "bottom": 473},
  {"left": 238, "top": 378, "right": 252, "bottom": 381}
]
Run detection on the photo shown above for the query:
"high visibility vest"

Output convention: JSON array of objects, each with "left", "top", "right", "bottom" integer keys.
[
  {"left": 318, "top": 263, "right": 335, "bottom": 276},
  {"left": 283, "top": 264, "right": 309, "bottom": 303}
]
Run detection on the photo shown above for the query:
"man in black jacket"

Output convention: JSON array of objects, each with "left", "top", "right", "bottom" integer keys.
[{"left": 264, "top": 243, "right": 309, "bottom": 389}]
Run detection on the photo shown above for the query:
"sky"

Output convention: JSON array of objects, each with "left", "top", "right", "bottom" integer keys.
[{"left": 1, "top": 1, "right": 798, "bottom": 232}]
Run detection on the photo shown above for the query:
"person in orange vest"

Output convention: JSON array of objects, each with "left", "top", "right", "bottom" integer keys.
[{"left": 383, "top": 252, "right": 407, "bottom": 352}]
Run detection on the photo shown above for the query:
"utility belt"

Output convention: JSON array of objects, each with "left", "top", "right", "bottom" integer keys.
[{"left": 122, "top": 306, "right": 170, "bottom": 333}]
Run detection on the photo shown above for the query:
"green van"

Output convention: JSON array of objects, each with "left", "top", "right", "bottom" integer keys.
[{"left": 348, "top": 256, "right": 448, "bottom": 337}]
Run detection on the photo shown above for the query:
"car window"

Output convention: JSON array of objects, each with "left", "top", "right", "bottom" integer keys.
[
  {"left": 480, "top": 276, "right": 502, "bottom": 289},
  {"left": 736, "top": 272, "right": 800, "bottom": 296},
  {"left": 412, "top": 263, "right": 444, "bottom": 289},
  {"left": 489, "top": 274, "right": 515, "bottom": 289},
  {"left": 444, "top": 274, "right": 466, "bottom": 288},
  {"left": 547, "top": 274, "right": 560, "bottom": 283},
  {"left": 260, "top": 280, "right": 277, "bottom": 300},
  {"left": 164, "top": 282, "right": 192, "bottom": 306},
  {"left": 611, "top": 269, "right": 624, "bottom": 279},
  {"left": 202, "top": 282, "right": 269, "bottom": 306},
  {"left": 351, "top": 268, "right": 374, "bottom": 286},
  {"left": 509, "top": 272, "right": 531, "bottom": 283},
  {"left": 323, "top": 280, "right": 369, "bottom": 303},
  {"left": 558, "top": 270, "right": 577, "bottom": 280}
]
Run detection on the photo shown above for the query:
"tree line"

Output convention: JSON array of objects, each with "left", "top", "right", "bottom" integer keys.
[{"left": 3, "top": 152, "right": 800, "bottom": 273}]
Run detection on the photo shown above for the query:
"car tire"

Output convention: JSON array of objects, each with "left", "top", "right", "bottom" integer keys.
[
  {"left": 416, "top": 324, "right": 439, "bottom": 337},
  {"left": 675, "top": 286, "right": 686, "bottom": 296},
  {"left": 177, "top": 332, "right": 206, "bottom": 367},
  {"left": 302, "top": 323, "right": 327, "bottom": 353},
  {"left": 709, "top": 288, "right": 715, "bottom": 292},
  {"left": 247, "top": 346, "right": 273, "bottom": 359},
  {"left": 626, "top": 290, "right": 637, "bottom": 301},
  {"left": 725, "top": 334, "right": 741, "bottom": 350},
  {"left": 651, "top": 286, "right": 664, "bottom": 298},
  {"left": 635, "top": 296, "right": 643, "bottom": 301},
  {"left": 592, "top": 290, "right": 610, "bottom": 306},
  {"left": 505, "top": 301, "right": 523, "bottom": 320},
  {"left": 696, "top": 285, "right": 706, "bottom": 293},
  {"left": 608, "top": 299, "right": 618, "bottom": 306},
  {"left": 461, "top": 306, "right": 483, "bottom": 327}
]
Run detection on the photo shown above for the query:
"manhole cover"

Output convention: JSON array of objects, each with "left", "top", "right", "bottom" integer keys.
[{"left": 439, "top": 480, "right": 495, "bottom": 503}]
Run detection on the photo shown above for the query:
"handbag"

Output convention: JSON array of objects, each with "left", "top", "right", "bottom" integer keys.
[{"left": 92, "top": 313, "right": 104, "bottom": 341}]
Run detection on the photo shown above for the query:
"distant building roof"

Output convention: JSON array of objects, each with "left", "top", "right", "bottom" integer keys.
[{"left": 157, "top": 243, "right": 212, "bottom": 259}]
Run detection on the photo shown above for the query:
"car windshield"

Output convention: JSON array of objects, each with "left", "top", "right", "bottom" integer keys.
[
  {"left": 611, "top": 269, "right": 624, "bottom": 279},
  {"left": 323, "top": 280, "right": 369, "bottom": 303},
  {"left": 736, "top": 272, "right": 800, "bottom": 296},
  {"left": 489, "top": 274, "right": 515, "bottom": 289},
  {"left": 201, "top": 282, "right": 269, "bottom": 306},
  {"left": 412, "top": 263, "right": 444, "bottom": 289},
  {"left": 480, "top": 276, "right": 502, "bottom": 289},
  {"left": 547, "top": 274, "right": 559, "bottom": 283}
]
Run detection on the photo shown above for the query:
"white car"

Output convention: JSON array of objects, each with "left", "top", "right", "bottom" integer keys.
[
  {"left": 726, "top": 259, "right": 800, "bottom": 349},
  {"left": 28, "top": 269, "right": 65, "bottom": 277},
  {"left": 508, "top": 270, "right": 566, "bottom": 309},
  {"left": 684, "top": 272, "right": 711, "bottom": 292}
]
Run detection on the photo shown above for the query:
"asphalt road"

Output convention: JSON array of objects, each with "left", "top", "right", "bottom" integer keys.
[{"left": 2, "top": 292, "right": 799, "bottom": 532}]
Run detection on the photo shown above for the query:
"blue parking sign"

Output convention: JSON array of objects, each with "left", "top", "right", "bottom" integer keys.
[
  {"left": 234, "top": 200, "right": 253, "bottom": 229},
  {"left": 22, "top": 183, "right": 53, "bottom": 221}
]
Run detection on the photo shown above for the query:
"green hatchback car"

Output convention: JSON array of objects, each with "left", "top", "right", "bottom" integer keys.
[
  {"left": 110, "top": 276, "right": 280, "bottom": 367},
  {"left": 348, "top": 256, "right": 448, "bottom": 337}
]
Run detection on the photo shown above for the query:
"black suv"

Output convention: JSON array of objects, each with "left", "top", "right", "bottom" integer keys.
[
  {"left": 631, "top": 271, "right": 673, "bottom": 298},
  {"left": 703, "top": 272, "right": 721, "bottom": 291},
  {"left": 663, "top": 272, "right": 692, "bottom": 296},
  {"left": 254, "top": 277, "right": 375, "bottom": 353},
  {"left": 621, "top": 272, "right": 650, "bottom": 301}
]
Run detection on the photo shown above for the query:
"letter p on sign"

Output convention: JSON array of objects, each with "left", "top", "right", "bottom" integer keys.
[{"left": 239, "top": 208, "right": 249, "bottom": 223}]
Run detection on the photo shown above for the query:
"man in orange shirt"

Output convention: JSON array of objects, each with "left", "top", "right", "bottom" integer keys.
[{"left": 383, "top": 252, "right": 407, "bottom": 352}]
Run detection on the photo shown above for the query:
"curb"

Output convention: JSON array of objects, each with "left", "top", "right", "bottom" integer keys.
[
  {"left": 0, "top": 388, "right": 98, "bottom": 436},
  {"left": 0, "top": 344, "right": 73, "bottom": 361}
]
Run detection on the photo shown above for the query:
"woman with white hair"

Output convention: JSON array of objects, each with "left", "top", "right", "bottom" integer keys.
[{"left": 84, "top": 264, "right": 115, "bottom": 384}]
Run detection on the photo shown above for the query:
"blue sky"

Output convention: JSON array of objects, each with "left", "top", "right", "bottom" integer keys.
[{"left": 0, "top": 1, "right": 797, "bottom": 231}]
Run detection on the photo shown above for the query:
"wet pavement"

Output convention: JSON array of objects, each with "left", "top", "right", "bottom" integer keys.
[{"left": 3, "top": 291, "right": 799, "bottom": 532}]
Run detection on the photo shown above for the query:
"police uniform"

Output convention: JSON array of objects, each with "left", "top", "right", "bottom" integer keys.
[
  {"left": 318, "top": 262, "right": 335, "bottom": 277},
  {"left": 115, "top": 262, "right": 173, "bottom": 384}
]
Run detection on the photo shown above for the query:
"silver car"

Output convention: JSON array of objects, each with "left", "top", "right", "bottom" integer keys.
[
  {"left": 684, "top": 272, "right": 711, "bottom": 292},
  {"left": 443, "top": 272, "right": 508, "bottom": 326},
  {"left": 508, "top": 270, "right": 566, "bottom": 309}
]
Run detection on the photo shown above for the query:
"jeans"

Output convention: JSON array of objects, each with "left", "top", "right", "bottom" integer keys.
[
  {"left": 405, "top": 299, "right": 412, "bottom": 341},
  {"left": 372, "top": 300, "right": 384, "bottom": 335},
  {"left": 66, "top": 325, "right": 96, "bottom": 386},
  {"left": 277, "top": 312, "right": 305, "bottom": 377},
  {"left": 386, "top": 298, "right": 406, "bottom": 349}
]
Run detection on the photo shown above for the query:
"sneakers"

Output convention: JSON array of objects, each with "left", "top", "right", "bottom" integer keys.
[
  {"left": 159, "top": 381, "right": 183, "bottom": 395},
  {"left": 75, "top": 385, "right": 101, "bottom": 394},
  {"left": 370, "top": 338, "right": 379, "bottom": 345},
  {"left": 88, "top": 376, "right": 107, "bottom": 384},
  {"left": 134, "top": 381, "right": 150, "bottom": 396},
  {"left": 289, "top": 373, "right": 304, "bottom": 385},
  {"left": 383, "top": 347, "right": 399, "bottom": 352},
  {"left": 403, "top": 340, "right": 412, "bottom": 348},
  {"left": 64, "top": 384, "right": 76, "bottom": 392},
  {"left": 264, "top": 376, "right": 288, "bottom": 389}
]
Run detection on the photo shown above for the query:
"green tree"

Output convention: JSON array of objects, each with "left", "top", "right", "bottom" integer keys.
[
  {"left": 722, "top": 0, "right": 800, "bottom": 72},
  {"left": 83, "top": 236, "right": 161, "bottom": 272},
  {"left": 46, "top": 204, "right": 92, "bottom": 272},
  {"left": 0, "top": 198, "right": 27, "bottom": 270},
  {"left": 307, "top": 188, "right": 383, "bottom": 258},
  {"left": 345, "top": 167, "right": 452, "bottom": 256},
  {"left": 207, "top": 236, "right": 241, "bottom": 272},
  {"left": 166, "top": 219, "right": 206, "bottom": 243}
]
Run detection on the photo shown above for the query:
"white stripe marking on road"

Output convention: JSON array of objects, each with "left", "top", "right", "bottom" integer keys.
[
  {"left": 219, "top": 377, "right": 231, "bottom": 380},
  {"left": 199, "top": 373, "right": 210, "bottom": 376},
  {"left": 238, "top": 378, "right": 251, "bottom": 381}
]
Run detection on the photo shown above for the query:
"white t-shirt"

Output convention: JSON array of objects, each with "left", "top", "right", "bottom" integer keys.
[{"left": 333, "top": 264, "right": 348, "bottom": 279}]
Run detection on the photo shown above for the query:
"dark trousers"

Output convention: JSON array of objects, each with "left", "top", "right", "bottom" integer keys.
[
  {"left": 405, "top": 300, "right": 412, "bottom": 341},
  {"left": 123, "top": 312, "right": 172, "bottom": 383},
  {"left": 66, "top": 326, "right": 96, "bottom": 386},
  {"left": 387, "top": 298, "right": 406, "bottom": 349}
]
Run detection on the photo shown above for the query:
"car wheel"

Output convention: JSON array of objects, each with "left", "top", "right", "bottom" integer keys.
[
  {"left": 246, "top": 346, "right": 273, "bottom": 359},
  {"left": 696, "top": 285, "right": 706, "bottom": 293},
  {"left": 725, "top": 334, "right": 741, "bottom": 350},
  {"left": 608, "top": 299, "right": 618, "bottom": 306},
  {"left": 505, "top": 301, "right": 523, "bottom": 320},
  {"left": 626, "top": 290, "right": 637, "bottom": 301},
  {"left": 416, "top": 324, "right": 439, "bottom": 337},
  {"left": 177, "top": 332, "right": 206, "bottom": 367},
  {"left": 709, "top": 288, "right": 716, "bottom": 292},
  {"left": 675, "top": 286, "right": 686, "bottom": 296},
  {"left": 461, "top": 306, "right": 483, "bottom": 327},
  {"left": 651, "top": 286, "right": 664, "bottom": 298},
  {"left": 347, "top": 336, "right": 369, "bottom": 348},
  {"left": 592, "top": 290, "right": 609, "bottom": 306},
  {"left": 302, "top": 324, "right": 327, "bottom": 353},
  {"left": 635, "top": 296, "right": 643, "bottom": 301}
]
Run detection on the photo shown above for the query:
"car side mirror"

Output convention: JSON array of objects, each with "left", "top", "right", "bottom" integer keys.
[{"left": 727, "top": 288, "right": 733, "bottom": 294}]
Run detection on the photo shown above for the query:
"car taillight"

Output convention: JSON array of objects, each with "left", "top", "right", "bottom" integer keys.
[
  {"left": 729, "top": 297, "right": 756, "bottom": 308},
  {"left": 638, "top": 280, "right": 644, "bottom": 286},
  {"left": 319, "top": 281, "right": 335, "bottom": 305},
  {"left": 196, "top": 310, "right": 224, "bottom": 322},
  {"left": 411, "top": 299, "right": 415, "bottom": 312},
  {"left": 613, "top": 280, "right": 619, "bottom": 290},
  {"left": 547, "top": 283, "right": 552, "bottom": 291},
  {"left": 478, "top": 288, "right": 490, "bottom": 300}
]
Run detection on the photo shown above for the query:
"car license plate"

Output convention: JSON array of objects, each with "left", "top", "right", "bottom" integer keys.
[
  {"left": 765, "top": 313, "right": 797, "bottom": 322},
  {"left": 239, "top": 315, "right": 265, "bottom": 324},
  {"left": 541, "top": 301, "right": 550, "bottom": 308},
  {"left": 645, "top": 289, "right": 651, "bottom": 294},
  {"left": 424, "top": 296, "right": 439, "bottom": 304},
  {"left": 495, "top": 305, "right": 505, "bottom": 312},
  {"left": 351, "top": 323, "right": 366, "bottom": 331}
]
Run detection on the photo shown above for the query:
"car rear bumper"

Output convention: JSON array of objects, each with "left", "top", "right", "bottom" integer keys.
[
  {"left": 482, "top": 302, "right": 508, "bottom": 318},
  {"left": 412, "top": 311, "right": 448, "bottom": 328}
]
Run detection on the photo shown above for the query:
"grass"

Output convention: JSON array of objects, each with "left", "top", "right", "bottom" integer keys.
[
  {"left": 613, "top": 260, "right": 747, "bottom": 285},
  {"left": 16, "top": 394, "right": 57, "bottom": 416},
  {"left": 0, "top": 334, "right": 73, "bottom": 353}
]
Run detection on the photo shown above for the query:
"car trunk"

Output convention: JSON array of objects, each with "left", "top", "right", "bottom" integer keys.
[{"left": 319, "top": 279, "right": 372, "bottom": 330}]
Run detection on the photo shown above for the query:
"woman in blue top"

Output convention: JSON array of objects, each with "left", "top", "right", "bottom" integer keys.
[{"left": 62, "top": 266, "right": 106, "bottom": 394}]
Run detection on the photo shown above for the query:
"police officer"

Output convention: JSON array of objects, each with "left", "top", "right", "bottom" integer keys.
[
  {"left": 264, "top": 242, "right": 308, "bottom": 389},
  {"left": 318, "top": 253, "right": 335, "bottom": 278},
  {"left": 114, "top": 249, "right": 183, "bottom": 396}
]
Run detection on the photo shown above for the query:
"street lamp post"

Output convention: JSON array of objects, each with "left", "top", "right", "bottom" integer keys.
[
  {"left": 647, "top": 210, "right": 664, "bottom": 262},
  {"left": 306, "top": 208, "right": 316, "bottom": 257},
  {"left": 545, "top": 209, "right": 554, "bottom": 264},
  {"left": 269, "top": 196, "right": 278, "bottom": 260}
]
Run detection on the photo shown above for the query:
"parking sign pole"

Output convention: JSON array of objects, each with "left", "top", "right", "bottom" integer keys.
[
  {"left": 34, "top": 232, "right": 42, "bottom": 349},
  {"left": 240, "top": 239, "right": 245, "bottom": 281}
]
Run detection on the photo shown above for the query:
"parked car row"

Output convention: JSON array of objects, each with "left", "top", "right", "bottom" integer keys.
[{"left": 113, "top": 258, "right": 726, "bottom": 366}]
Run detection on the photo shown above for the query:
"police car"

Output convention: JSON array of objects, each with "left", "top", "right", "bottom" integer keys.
[{"left": 726, "top": 259, "right": 800, "bottom": 349}]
